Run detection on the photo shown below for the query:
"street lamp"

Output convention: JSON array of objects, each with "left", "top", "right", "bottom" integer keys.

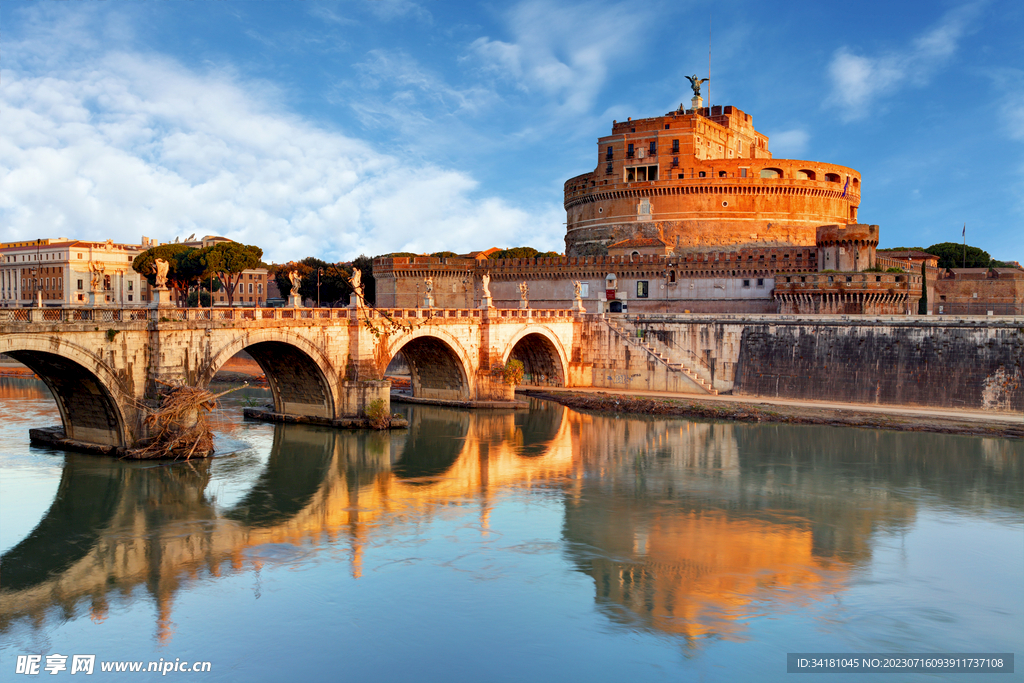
[
  {"left": 35, "top": 238, "right": 41, "bottom": 307},
  {"left": 317, "top": 268, "right": 323, "bottom": 308}
]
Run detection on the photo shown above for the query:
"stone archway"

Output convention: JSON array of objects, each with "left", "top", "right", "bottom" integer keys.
[
  {"left": 1, "top": 339, "right": 129, "bottom": 448},
  {"left": 389, "top": 335, "right": 471, "bottom": 402},
  {"left": 504, "top": 330, "right": 566, "bottom": 387},
  {"left": 204, "top": 334, "right": 338, "bottom": 419}
]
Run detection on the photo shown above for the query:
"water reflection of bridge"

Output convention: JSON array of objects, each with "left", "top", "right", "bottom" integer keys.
[{"left": 2, "top": 401, "right": 1019, "bottom": 645}]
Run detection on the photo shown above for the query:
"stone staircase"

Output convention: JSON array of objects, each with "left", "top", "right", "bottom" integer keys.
[{"left": 605, "top": 318, "right": 718, "bottom": 395}]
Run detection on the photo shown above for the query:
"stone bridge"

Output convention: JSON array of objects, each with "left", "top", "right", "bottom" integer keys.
[{"left": 0, "top": 305, "right": 591, "bottom": 451}]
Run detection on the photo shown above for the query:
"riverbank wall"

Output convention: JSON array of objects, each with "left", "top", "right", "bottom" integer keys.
[{"left": 626, "top": 315, "right": 1023, "bottom": 412}]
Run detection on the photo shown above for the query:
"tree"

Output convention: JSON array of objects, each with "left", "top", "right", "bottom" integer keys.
[
  {"left": 488, "top": 247, "right": 561, "bottom": 260},
  {"left": 924, "top": 242, "right": 993, "bottom": 269},
  {"left": 296, "top": 258, "right": 352, "bottom": 306},
  {"left": 132, "top": 244, "right": 194, "bottom": 302},
  {"left": 202, "top": 242, "right": 263, "bottom": 306},
  {"left": 431, "top": 251, "right": 458, "bottom": 258}
]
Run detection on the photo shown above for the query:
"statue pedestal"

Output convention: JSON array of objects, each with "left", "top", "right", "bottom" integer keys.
[
  {"left": 519, "top": 300, "right": 528, "bottom": 309},
  {"left": 691, "top": 95, "right": 703, "bottom": 111},
  {"left": 35, "top": 290, "right": 43, "bottom": 308},
  {"left": 288, "top": 293, "right": 303, "bottom": 308},
  {"left": 480, "top": 296, "right": 493, "bottom": 309},
  {"left": 149, "top": 287, "right": 173, "bottom": 309},
  {"left": 573, "top": 298, "right": 586, "bottom": 314}
]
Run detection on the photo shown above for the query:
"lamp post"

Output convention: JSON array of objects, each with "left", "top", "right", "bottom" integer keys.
[
  {"left": 317, "top": 268, "right": 323, "bottom": 308},
  {"left": 35, "top": 239, "right": 41, "bottom": 307}
]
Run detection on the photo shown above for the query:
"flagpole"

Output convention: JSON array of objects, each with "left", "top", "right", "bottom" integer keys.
[{"left": 962, "top": 223, "right": 966, "bottom": 268}]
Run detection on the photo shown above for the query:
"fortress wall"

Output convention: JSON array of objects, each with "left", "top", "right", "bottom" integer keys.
[{"left": 628, "top": 316, "right": 1024, "bottom": 412}]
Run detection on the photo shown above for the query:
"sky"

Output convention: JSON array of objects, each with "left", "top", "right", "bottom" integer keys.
[{"left": 2, "top": 0, "right": 1022, "bottom": 264}]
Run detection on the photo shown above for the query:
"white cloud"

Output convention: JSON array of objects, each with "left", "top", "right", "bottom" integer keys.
[
  {"left": 767, "top": 129, "right": 810, "bottom": 157},
  {"left": 0, "top": 52, "right": 565, "bottom": 261},
  {"left": 465, "top": 0, "right": 648, "bottom": 117},
  {"left": 825, "top": 3, "right": 982, "bottom": 120}
]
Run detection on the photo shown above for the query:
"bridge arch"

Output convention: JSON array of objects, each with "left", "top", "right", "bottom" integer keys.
[
  {"left": 387, "top": 328, "right": 472, "bottom": 402},
  {"left": 0, "top": 335, "right": 130, "bottom": 447},
  {"left": 203, "top": 331, "right": 338, "bottom": 419},
  {"left": 502, "top": 327, "right": 567, "bottom": 387}
]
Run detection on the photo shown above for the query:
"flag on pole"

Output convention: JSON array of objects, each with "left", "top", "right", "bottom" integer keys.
[
  {"left": 962, "top": 223, "right": 966, "bottom": 239},
  {"left": 841, "top": 177, "right": 849, "bottom": 198}
]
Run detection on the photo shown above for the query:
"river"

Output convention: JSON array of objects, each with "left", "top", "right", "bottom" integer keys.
[{"left": 1, "top": 376, "right": 1021, "bottom": 681}]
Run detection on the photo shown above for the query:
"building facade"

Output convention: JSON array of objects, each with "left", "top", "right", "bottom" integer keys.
[{"left": 1, "top": 238, "right": 152, "bottom": 308}]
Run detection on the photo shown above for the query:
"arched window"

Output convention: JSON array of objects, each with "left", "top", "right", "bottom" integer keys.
[
  {"left": 760, "top": 168, "right": 782, "bottom": 179},
  {"left": 825, "top": 172, "right": 841, "bottom": 183},
  {"left": 796, "top": 169, "right": 816, "bottom": 180}
]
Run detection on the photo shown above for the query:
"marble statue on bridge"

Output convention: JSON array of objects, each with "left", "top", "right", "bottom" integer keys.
[
  {"left": 479, "top": 273, "right": 493, "bottom": 309},
  {"left": 349, "top": 268, "right": 364, "bottom": 308},
  {"left": 519, "top": 281, "right": 529, "bottom": 309},
  {"left": 287, "top": 270, "right": 303, "bottom": 308},
  {"left": 152, "top": 259, "right": 169, "bottom": 289}
]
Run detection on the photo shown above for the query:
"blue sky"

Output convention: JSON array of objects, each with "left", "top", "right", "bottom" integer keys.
[{"left": 2, "top": 0, "right": 1022, "bottom": 263}]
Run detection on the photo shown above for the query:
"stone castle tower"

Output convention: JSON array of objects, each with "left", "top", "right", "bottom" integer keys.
[{"left": 564, "top": 104, "right": 861, "bottom": 256}]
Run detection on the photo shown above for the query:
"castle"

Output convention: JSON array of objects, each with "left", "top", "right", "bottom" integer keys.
[
  {"left": 375, "top": 98, "right": 927, "bottom": 317},
  {"left": 564, "top": 104, "right": 861, "bottom": 256}
]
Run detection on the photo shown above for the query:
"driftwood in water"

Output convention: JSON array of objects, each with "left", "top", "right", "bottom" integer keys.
[{"left": 126, "top": 380, "right": 245, "bottom": 460}]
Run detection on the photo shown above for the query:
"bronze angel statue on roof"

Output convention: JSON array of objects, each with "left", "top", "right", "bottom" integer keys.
[{"left": 686, "top": 74, "right": 709, "bottom": 97}]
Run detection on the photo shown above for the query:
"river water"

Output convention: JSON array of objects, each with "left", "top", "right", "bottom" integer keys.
[{"left": 1, "top": 376, "right": 1021, "bottom": 682}]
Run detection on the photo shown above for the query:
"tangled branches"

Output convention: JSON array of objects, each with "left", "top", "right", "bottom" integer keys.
[{"left": 127, "top": 380, "right": 243, "bottom": 460}]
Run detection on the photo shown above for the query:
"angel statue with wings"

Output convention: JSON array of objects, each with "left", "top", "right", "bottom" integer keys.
[{"left": 686, "top": 74, "right": 709, "bottom": 98}]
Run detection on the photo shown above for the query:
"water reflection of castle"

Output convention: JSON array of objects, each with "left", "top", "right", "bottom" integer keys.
[{"left": 2, "top": 400, "right": 1019, "bottom": 645}]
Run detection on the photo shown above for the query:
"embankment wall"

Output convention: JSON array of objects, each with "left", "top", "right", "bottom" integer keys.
[{"left": 628, "top": 315, "right": 1023, "bottom": 412}]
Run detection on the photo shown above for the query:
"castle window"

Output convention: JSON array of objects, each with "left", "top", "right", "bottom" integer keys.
[
  {"left": 718, "top": 171, "right": 727, "bottom": 178},
  {"left": 742, "top": 279, "right": 750, "bottom": 288},
  {"left": 801, "top": 276, "right": 806, "bottom": 283},
  {"left": 606, "top": 146, "right": 613, "bottom": 159},
  {"left": 698, "top": 171, "right": 706, "bottom": 178},
  {"left": 649, "top": 141, "right": 657, "bottom": 155},
  {"left": 606, "top": 163, "right": 613, "bottom": 174},
  {"left": 825, "top": 173, "right": 841, "bottom": 183},
  {"left": 636, "top": 281, "right": 649, "bottom": 298},
  {"left": 876, "top": 276, "right": 882, "bottom": 282},
  {"left": 668, "top": 271, "right": 676, "bottom": 283},
  {"left": 664, "top": 124, "right": 670, "bottom": 129},
  {"left": 626, "top": 168, "right": 635, "bottom": 182},
  {"left": 672, "top": 139, "right": 679, "bottom": 153},
  {"left": 671, "top": 156, "right": 679, "bottom": 167},
  {"left": 77, "top": 279, "right": 83, "bottom": 290},
  {"left": 627, "top": 143, "right": 634, "bottom": 158},
  {"left": 796, "top": 169, "right": 816, "bottom": 180},
  {"left": 760, "top": 168, "right": 782, "bottom": 178},
  {"left": 740, "top": 168, "right": 748, "bottom": 178},
  {"left": 846, "top": 276, "right": 852, "bottom": 282},
  {"left": 756, "top": 278, "right": 764, "bottom": 287}
]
